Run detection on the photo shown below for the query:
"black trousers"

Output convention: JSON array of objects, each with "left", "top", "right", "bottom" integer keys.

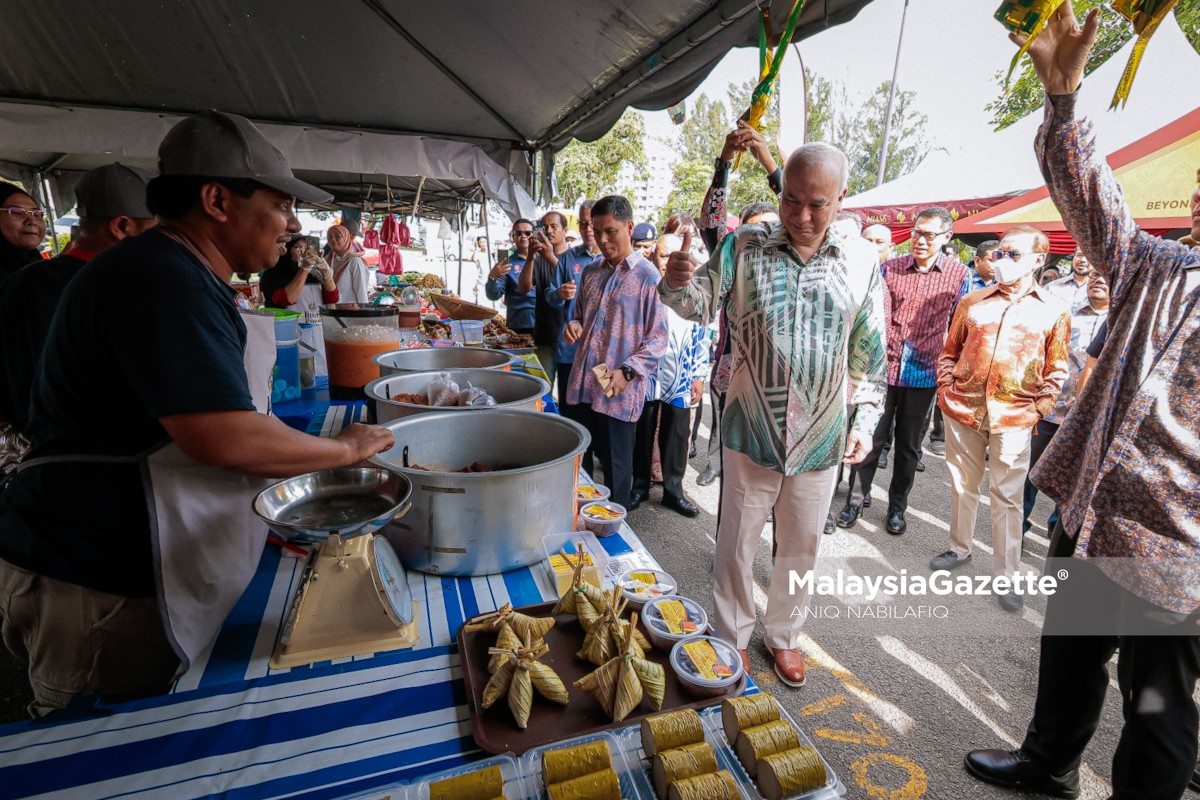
[
  {"left": 1022, "top": 420, "right": 1060, "bottom": 533},
  {"left": 922, "top": 404, "right": 945, "bottom": 445},
  {"left": 633, "top": 400, "right": 691, "bottom": 503},
  {"left": 848, "top": 385, "right": 936, "bottom": 513},
  {"left": 576, "top": 404, "right": 637, "bottom": 509},
  {"left": 1022, "top": 523, "right": 1200, "bottom": 799},
  {"left": 556, "top": 361, "right": 594, "bottom": 476}
]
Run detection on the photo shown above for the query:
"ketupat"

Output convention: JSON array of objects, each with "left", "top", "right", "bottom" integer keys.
[
  {"left": 573, "top": 613, "right": 665, "bottom": 722},
  {"left": 482, "top": 635, "right": 568, "bottom": 728},
  {"left": 427, "top": 763, "right": 503, "bottom": 800},
  {"left": 546, "top": 768, "right": 621, "bottom": 800},
  {"left": 487, "top": 621, "right": 521, "bottom": 673},
  {"left": 464, "top": 603, "right": 554, "bottom": 642}
]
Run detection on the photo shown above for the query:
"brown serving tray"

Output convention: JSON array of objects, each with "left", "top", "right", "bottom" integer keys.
[{"left": 457, "top": 600, "right": 745, "bottom": 755}]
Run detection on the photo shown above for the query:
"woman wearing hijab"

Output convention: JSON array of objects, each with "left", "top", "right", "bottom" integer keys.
[
  {"left": 0, "top": 182, "right": 47, "bottom": 281},
  {"left": 326, "top": 224, "right": 370, "bottom": 304},
  {"left": 259, "top": 234, "right": 338, "bottom": 311}
]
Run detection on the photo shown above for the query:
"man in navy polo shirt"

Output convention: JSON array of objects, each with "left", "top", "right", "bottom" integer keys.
[{"left": 484, "top": 218, "right": 536, "bottom": 335}]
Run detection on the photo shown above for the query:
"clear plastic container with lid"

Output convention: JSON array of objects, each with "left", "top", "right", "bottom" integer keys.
[
  {"left": 321, "top": 304, "right": 400, "bottom": 399},
  {"left": 617, "top": 568, "right": 678, "bottom": 608},
  {"left": 641, "top": 594, "right": 707, "bottom": 651},
  {"left": 669, "top": 635, "right": 744, "bottom": 698}
]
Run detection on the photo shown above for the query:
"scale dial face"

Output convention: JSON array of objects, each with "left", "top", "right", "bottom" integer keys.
[{"left": 370, "top": 535, "right": 415, "bottom": 625}]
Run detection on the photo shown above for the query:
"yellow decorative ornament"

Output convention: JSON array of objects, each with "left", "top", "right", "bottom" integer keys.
[
  {"left": 994, "top": 0, "right": 1070, "bottom": 88},
  {"left": 1108, "top": 0, "right": 1180, "bottom": 108}
]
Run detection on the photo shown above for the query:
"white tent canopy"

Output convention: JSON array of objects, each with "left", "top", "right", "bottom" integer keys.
[{"left": 845, "top": 15, "right": 1198, "bottom": 212}]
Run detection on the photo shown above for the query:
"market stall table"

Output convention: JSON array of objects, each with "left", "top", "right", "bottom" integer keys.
[{"left": 0, "top": 404, "right": 652, "bottom": 800}]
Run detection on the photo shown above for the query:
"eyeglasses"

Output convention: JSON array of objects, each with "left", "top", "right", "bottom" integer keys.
[
  {"left": 993, "top": 249, "right": 1039, "bottom": 262},
  {"left": 911, "top": 228, "right": 950, "bottom": 240},
  {"left": 4, "top": 207, "right": 45, "bottom": 221},
  {"left": 511, "top": 230, "right": 533, "bottom": 237}
]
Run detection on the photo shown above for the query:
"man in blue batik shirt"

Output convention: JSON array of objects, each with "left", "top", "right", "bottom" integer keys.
[
  {"left": 548, "top": 200, "right": 602, "bottom": 421},
  {"left": 484, "top": 219, "right": 536, "bottom": 334}
]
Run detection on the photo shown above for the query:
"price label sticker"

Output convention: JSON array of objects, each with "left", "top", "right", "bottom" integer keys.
[
  {"left": 682, "top": 640, "right": 729, "bottom": 681},
  {"left": 549, "top": 552, "right": 592, "bottom": 573},
  {"left": 657, "top": 599, "right": 697, "bottom": 635}
]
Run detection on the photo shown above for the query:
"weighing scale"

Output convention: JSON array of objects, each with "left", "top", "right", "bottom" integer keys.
[{"left": 254, "top": 467, "right": 420, "bottom": 669}]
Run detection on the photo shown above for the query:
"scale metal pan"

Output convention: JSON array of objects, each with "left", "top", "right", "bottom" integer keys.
[{"left": 254, "top": 467, "right": 413, "bottom": 543}]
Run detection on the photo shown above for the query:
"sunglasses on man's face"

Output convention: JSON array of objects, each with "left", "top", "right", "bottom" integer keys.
[
  {"left": 993, "top": 249, "right": 1040, "bottom": 262},
  {"left": 512, "top": 229, "right": 533, "bottom": 237}
]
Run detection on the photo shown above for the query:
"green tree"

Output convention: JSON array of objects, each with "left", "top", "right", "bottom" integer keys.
[
  {"left": 660, "top": 93, "right": 732, "bottom": 227},
  {"left": 553, "top": 110, "right": 649, "bottom": 207},
  {"left": 985, "top": 0, "right": 1200, "bottom": 128},
  {"left": 843, "top": 81, "right": 930, "bottom": 195}
]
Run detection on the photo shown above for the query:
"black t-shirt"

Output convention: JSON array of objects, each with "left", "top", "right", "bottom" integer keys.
[
  {"left": 0, "top": 252, "right": 88, "bottom": 431},
  {"left": 0, "top": 230, "right": 254, "bottom": 596},
  {"left": 1086, "top": 320, "right": 1108, "bottom": 359},
  {"left": 532, "top": 253, "right": 565, "bottom": 346}
]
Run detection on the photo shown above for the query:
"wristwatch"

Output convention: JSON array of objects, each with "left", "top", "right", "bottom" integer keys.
[{"left": 619, "top": 365, "right": 636, "bottom": 382}]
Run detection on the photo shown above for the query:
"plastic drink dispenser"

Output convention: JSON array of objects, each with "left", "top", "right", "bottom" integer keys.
[
  {"left": 271, "top": 310, "right": 303, "bottom": 403},
  {"left": 321, "top": 304, "right": 400, "bottom": 400}
]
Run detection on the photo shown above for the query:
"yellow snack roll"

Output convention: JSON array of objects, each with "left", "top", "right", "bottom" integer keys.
[
  {"left": 652, "top": 742, "right": 718, "bottom": 800},
  {"left": 641, "top": 708, "right": 706, "bottom": 757},
  {"left": 541, "top": 739, "right": 612, "bottom": 785},
  {"left": 546, "top": 768, "right": 621, "bottom": 800},
  {"left": 666, "top": 769, "right": 739, "bottom": 800},
  {"left": 735, "top": 720, "right": 801, "bottom": 779},
  {"left": 757, "top": 746, "right": 829, "bottom": 800},
  {"left": 721, "top": 692, "right": 781, "bottom": 743},
  {"left": 428, "top": 763, "right": 503, "bottom": 800}
]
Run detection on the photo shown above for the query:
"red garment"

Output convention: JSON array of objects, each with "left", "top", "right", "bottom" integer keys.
[
  {"left": 363, "top": 229, "right": 380, "bottom": 248},
  {"left": 377, "top": 214, "right": 405, "bottom": 274}
]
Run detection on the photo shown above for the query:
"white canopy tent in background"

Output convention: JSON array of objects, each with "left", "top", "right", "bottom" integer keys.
[
  {"left": 0, "top": 0, "right": 878, "bottom": 227},
  {"left": 844, "top": 14, "right": 1198, "bottom": 233}
]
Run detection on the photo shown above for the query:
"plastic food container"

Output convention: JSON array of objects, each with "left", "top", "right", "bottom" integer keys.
[
  {"left": 575, "top": 482, "right": 611, "bottom": 511},
  {"left": 641, "top": 595, "right": 708, "bottom": 651},
  {"left": 406, "top": 752, "right": 527, "bottom": 800},
  {"left": 579, "top": 500, "right": 626, "bottom": 538},
  {"left": 520, "top": 730, "right": 649, "bottom": 800},
  {"left": 617, "top": 568, "right": 678, "bottom": 609},
  {"left": 321, "top": 304, "right": 400, "bottom": 400},
  {"left": 541, "top": 531, "right": 609, "bottom": 597},
  {"left": 669, "top": 636, "right": 744, "bottom": 699}
]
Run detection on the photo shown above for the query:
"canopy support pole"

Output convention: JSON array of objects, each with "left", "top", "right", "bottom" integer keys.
[{"left": 876, "top": 0, "right": 911, "bottom": 188}]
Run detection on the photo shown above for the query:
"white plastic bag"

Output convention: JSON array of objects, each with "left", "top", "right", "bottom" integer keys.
[
  {"left": 427, "top": 372, "right": 461, "bottom": 406},
  {"left": 457, "top": 383, "right": 496, "bottom": 407}
]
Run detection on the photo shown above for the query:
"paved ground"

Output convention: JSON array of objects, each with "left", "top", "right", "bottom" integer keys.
[{"left": 1, "top": 402, "right": 1191, "bottom": 800}]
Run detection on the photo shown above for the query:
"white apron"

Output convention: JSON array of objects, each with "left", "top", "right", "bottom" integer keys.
[
  {"left": 294, "top": 283, "right": 328, "bottom": 375},
  {"left": 146, "top": 307, "right": 275, "bottom": 672}
]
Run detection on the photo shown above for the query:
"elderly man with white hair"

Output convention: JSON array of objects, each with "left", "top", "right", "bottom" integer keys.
[
  {"left": 862, "top": 223, "right": 894, "bottom": 265},
  {"left": 660, "top": 143, "right": 886, "bottom": 687}
]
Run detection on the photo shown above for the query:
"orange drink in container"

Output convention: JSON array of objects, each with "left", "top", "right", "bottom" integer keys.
[{"left": 321, "top": 304, "right": 400, "bottom": 400}]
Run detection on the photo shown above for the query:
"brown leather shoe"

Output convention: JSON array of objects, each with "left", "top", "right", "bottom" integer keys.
[
  {"left": 771, "top": 648, "right": 807, "bottom": 687},
  {"left": 737, "top": 649, "right": 751, "bottom": 675}
]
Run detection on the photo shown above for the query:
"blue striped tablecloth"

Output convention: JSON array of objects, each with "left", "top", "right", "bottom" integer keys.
[{"left": 0, "top": 406, "right": 658, "bottom": 800}]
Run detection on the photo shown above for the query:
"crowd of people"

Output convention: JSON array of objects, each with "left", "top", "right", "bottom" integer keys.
[{"left": 0, "top": 2, "right": 1195, "bottom": 796}]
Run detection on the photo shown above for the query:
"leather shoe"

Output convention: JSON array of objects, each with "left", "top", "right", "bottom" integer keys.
[
  {"left": 696, "top": 467, "right": 719, "bottom": 486},
  {"left": 737, "top": 649, "right": 751, "bottom": 675},
  {"left": 964, "top": 749, "right": 1079, "bottom": 798},
  {"left": 861, "top": 495, "right": 872, "bottom": 509},
  {"left": 916, "top": 455, "right": 926, "bottom": 472},
  {"left": 823, "top": 514, "right": 836, "bottom": 535},
  {"left": 1189, "top": 768, "right": 1199, "bottom": 792},
  {"left": 663, "top": 495, "right": 700, "bottom": 518},
  {"left": 885, "top": 509, "right": 907, "bottom": 535},
  {"left": 771, "top": 648, "right": 806, "bottom": 688},
  {"left": 928, "top": 440, "right": 946, "bottom": 456},
  {"left": 930, "top": 550, "right": 971, "bottom": 570},
  {"left": 627, "top": 490, "right": 648, "bottom": 511},
  {"left": 998, "top": 590, "right": 1024, "bottom": 613},
  {"left": 836, "top": 503, "right": 861, "bottom": 529},
  {"left": 878, "top": 451, "right": 889, "bottom": 469},
  {"left": 688, "top": 445, "right": 698, "bottom": 459}
]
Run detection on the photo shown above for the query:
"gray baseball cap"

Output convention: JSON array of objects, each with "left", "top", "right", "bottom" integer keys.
[
  {"left": 158, "top": 110, "right": 332, "bottom": 204},
  {"left": 75, "top": 163, "right": 156, "bottom": 219}
]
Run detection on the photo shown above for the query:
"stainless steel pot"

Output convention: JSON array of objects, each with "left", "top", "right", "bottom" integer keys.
[
  {"left": 365, "top": 368, "right": 548, "bottom": 422},
  {"left": 372, "top": 347, "right": 516, "bottom": 378},
  {"left": 369, "top": 410, "right": 591, "bottom": 576}
]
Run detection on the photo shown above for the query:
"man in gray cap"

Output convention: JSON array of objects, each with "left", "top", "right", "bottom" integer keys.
[
  {"left": 0, "top": 111, "right": 395, "bottom": 716},
  {"left": 0, "top": 164, "right": 157, "bottom": 437}
]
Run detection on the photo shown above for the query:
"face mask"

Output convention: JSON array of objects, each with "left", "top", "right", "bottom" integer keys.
[{"left": 992, "top": 254, "right": 1041, "bottom": 285}]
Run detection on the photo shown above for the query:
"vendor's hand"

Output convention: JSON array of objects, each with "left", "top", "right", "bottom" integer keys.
[
  {"left": 298, "top": 253, "right": 318, "bottom": 274},
  {"left": 1012, "top": 0, "right": 1100, "bottom": 96},
  {"left": 842, "top": 430, "right": 871, "bottom": 465},
  {"left": 558, "top": 280, "right": 576, "bottom": 301},
  {"left": 335, "top": 423, "right": 395, "bottom": 464},
  {"left": 690, "top": 379, "right": 704, "bottom": 407},
  {"left": 489, "top": 259, "right": 511, "bottom": 280},
  {"left": 664, "top": 230, "right": 700, "bottom": 290},
  {"left": 562, "top": 320, "right": 583, "bottom": 345}
]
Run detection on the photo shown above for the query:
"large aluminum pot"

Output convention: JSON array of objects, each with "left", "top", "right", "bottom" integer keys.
[
  {"left": 372, "top": 346, "right": 517, "bottom": 378},
  {"left": 365, "top": 368, "right": 549, "bottom": 422},
  {"left": 370, "top": 410, "right": 590, "bottom": 576}
]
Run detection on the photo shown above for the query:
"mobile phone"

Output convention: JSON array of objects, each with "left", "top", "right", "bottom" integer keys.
[{"left": 494, "top": 247, "right": 508, "bottom": 262}]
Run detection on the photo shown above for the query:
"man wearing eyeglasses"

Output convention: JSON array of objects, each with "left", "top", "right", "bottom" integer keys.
[
  {"left": 517, "top": 211, "right": 570, "bottom": 388},
  {"left": 930, "top": 225, "right": 1070, "bottom": 612},
  {"left": 547, "top": 200, "right": 602, "bottom": 420},
  {"left": 484, "top": 218, "right": 536, "bottom": 335},
  {"left": 838, "top": 208, "right": 968, "bottom": 535},
  {"left": 963, "top": 4, "right": 1200, "bottom": 796}
]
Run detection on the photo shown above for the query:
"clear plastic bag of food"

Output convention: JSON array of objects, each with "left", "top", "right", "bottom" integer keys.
[
  {"left": 457, "top": 383, "right": 496, "bottom": 407},
  {"left": 428, "top": 372, "right": 461, "bottom": 406}
]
